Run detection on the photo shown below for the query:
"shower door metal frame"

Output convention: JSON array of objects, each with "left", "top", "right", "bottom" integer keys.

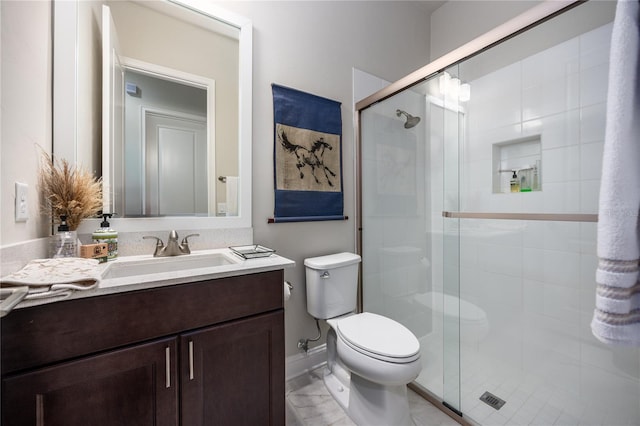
[{"left": 354, "top": 0, "right": 583, "bottom": 422}]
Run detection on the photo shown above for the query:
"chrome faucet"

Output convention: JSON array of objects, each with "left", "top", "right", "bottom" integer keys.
[{"left": 143, "top": 230, "right": 199, "bottom": 257}]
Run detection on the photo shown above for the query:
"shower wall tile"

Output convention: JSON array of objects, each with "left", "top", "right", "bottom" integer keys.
[
  {"left": 522, "top": 248, "right": 581, "bottom": 287},
  {"left": 542, "top": 249, "right": 581, "bottom": 287},
  {"left": 579, "top": 254, "right": 598, "bottom": 297},
  {"left": 579, "top": 22, "right": 613, "bottom": 71},
  {"left": 523, "top": 248, "right": 545, "bottom": 282},
  {"left": 580, "top": 179, "right": 600, "bottom": 212},
  {"left": 579, "top": 63, "right": 609, "bottom": 107},
  {"left": 468, "top": 65, "right": 522, "bottom": 132},
  {"left": 579, "top": 223, "right": 597, "bottom": 254},
  {"left": 523, "top": 109, "right": 580, "bottom": 150},
  {"left": 580, "top": 141, "right": 604, "bottom": 180},
  {"left": 477, "top": 243, "right": 523, "bottom": 277},
  {"left": 520, "top": 190, "right": 543, "bottom": 213},
  {"left": 469, "top": 123, "right": 522, "bottom": 152},
  {"left": 543, "top": 283, "right": 580, "bottom": 324},
  {"left": 542, "top": 181, "right": 581, "bottom": 212},
  {"left": 532, "top": 221, "right": 581, "bottom": 252},
  {"left": 523, "top": 314, "right": 580, "bottom": 361},
  {"left": 580, "top": 102, "right": 606, "bottom": 143},
  {"left": 542, "top": 145, "right": 581, "bottom": 183},
  {"left": 522, "top": 74, "right": 580, "bottom": 121},
  {"left": 521, "top": 38, "right": 579, "bottom": 89},
  {"left": 523, "top": 279, "right": 546, "bottom": 316},
  {"left": 522, "top": 222, "right": 546, "bottom": 249}
]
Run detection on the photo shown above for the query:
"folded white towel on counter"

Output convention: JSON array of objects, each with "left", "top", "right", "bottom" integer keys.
[
  {"left": 591, "top": 0, "right": 640, "bottom": 346},
  {"left": 1, "top": 258, "right": 101, "bottom": 301}
]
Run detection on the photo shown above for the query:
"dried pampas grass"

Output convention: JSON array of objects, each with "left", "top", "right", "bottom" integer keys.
[{"left": 39, "top": 150, "right": 102, "bottom": 231}]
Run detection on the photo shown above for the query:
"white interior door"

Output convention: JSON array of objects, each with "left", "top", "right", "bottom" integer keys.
[{"left": 144, "top": 113, "right": 207, "bottom": 216}]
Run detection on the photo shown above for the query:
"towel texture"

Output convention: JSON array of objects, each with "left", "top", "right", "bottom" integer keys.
[
  {"left": 1, "top": 258, "right": 101, "bottom": 301},
  {"left": 591, "top": 0, "right": 640, "bottom": 345}
]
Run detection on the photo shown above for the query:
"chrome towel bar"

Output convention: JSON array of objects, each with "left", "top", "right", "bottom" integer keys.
[{"left": 442, "top": 211, "right": 598, "bottom": 222}]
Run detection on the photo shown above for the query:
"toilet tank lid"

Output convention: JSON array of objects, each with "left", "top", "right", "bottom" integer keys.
[{"left": 304, "top": 252, "right": 361, "bottom": 270}]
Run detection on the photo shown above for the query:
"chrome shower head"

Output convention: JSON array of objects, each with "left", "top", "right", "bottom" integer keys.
[{"left": 396, "top": 109, "right": 421, "bottom": 129}]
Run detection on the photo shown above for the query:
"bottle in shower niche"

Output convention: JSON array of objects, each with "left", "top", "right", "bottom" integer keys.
[
  {"left": 92, "top": 213, "right": 118, "bottom": 260},
  {"left": 51, "top": 215, "right": 78, "bottom": 258},
  {"left": 510, "top": 171, "right": 520, "bottom": 193},
  {"left": 532, "top": 160, "right": 541, "bottom": 191}
]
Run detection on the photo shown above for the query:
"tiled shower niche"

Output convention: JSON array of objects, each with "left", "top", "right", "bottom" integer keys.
[{"left": 492, "top": 135, "right": 541, "bottom": 193}]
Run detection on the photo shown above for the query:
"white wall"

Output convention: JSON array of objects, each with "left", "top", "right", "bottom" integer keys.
[
  {"left": 0, "top": 1, "right": 52, "bottom": 247},
  {"left": 430, "top": 0, "right": 540, "bottom": 60}
]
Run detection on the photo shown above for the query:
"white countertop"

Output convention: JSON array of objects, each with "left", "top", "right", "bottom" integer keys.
[{"left": 12, "top": 248, "right": 295, "bottom": 310}]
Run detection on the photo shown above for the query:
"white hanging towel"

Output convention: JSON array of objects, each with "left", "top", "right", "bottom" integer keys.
[
  {"left": 591, "top": 0, "right": 640, "bottom": 345},
  {"left": 226, "top": 176, "right": 239, "bottom": 216}
]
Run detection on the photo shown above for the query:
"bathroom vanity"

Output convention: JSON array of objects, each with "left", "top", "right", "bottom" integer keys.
[{"left": 1, "top": 253, "right": 292, "bottom": 426}]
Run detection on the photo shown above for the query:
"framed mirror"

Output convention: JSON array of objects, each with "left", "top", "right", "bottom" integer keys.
[{"left": 53, "top": 0, "right": 252, "bottom": 233}]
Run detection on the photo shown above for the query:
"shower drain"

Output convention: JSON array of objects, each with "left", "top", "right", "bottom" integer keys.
[{"left": 479, "top": 391, "right": 506, "bottom": 410}]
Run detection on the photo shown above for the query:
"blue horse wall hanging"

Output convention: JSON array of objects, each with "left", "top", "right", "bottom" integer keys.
[{"left": 271, "top": 84, "right": 344, "bottom": 223}]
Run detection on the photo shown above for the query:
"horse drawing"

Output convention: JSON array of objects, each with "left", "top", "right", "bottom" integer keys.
[{"left": 278, "top": 129, "right": 337, "bottom": 187}]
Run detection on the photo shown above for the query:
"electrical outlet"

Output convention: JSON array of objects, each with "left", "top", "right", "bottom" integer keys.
[{"left": 15, "top": 182, "right": 28, "bottom": 222}]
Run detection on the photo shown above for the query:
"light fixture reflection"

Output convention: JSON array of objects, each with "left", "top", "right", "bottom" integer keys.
[{"left": 439, "top": 72, "right": 471, "bottom": 102}]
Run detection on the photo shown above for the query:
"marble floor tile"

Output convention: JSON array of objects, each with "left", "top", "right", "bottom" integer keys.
[{"left": 286, "top": 367, "right": 460, "bottom": 426}]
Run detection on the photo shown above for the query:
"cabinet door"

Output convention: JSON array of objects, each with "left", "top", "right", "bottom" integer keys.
[
  {"left": 2, "top": 338, "right": 179, "bottom": 426},
  {"left": 181, "top": 311, "right": 284, "bottom": 426}
]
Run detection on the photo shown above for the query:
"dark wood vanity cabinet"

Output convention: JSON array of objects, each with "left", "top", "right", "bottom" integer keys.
[
  {"left": 181, "top": 311, "right": 284, "bottom": 425},
  {"left": 2, "top": 338, "right": 179, "bottom": 426},
  {"left": 1, "top": 270, "right": 285, "bottom": 426}
]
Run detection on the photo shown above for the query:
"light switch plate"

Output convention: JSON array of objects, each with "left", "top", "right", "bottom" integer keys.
[{"left": 15, "top": 182, "right": 28, "bottom": 222}]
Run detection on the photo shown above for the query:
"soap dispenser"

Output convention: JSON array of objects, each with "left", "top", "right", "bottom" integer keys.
[
  {"left": 92, "top": 213, "right": 118, "bottom": 260},
  {"left": 510, "top": 171, "right": 520, "bottom": 193},
  {"left": 51, "top": 215, "right": 78, "bottom": 258}
]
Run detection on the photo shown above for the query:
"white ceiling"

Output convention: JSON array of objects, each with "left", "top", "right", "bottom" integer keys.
[{"left": 406, "top": 0, "right": 448, "bottom": 16}]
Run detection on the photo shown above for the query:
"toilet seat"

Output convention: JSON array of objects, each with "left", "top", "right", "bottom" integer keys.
[{"left": 336, "top": 313, "right": 420, "bottom": 363}]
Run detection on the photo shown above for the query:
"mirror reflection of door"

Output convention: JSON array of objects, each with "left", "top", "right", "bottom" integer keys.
[
  {"left": 144, "top": 113, "right": 207, "bottom": 216},
  {"left": 122, "top": 69, "right": 210, "bottom": 217}
]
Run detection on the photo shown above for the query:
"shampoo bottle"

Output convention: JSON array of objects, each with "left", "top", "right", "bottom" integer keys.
[
  {"left": 93, "top": 213, "right": 118, "bottom": 260},
  {"left": 51, "top": 215, "right": 77, "bottom": 258},
  {"left": 510, "top": 171, "right": 520, "bottom": 193}
]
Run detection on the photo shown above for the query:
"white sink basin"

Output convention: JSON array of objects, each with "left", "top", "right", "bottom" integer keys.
[{"left": 102, "top": 252, "right": 239, "bottom": 280}]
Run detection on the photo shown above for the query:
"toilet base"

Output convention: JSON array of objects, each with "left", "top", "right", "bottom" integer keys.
[{"left": 323, "top": 364, "right": 415, "bottom": 426}]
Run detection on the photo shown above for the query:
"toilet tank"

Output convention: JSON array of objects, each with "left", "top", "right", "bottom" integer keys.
[{"left": 304, "top": 252, "right": 361, "bottom": 319}]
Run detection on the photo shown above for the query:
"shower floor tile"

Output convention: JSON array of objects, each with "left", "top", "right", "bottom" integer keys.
[{"left": 286, "top": 366, "right": 460, "bottom": 426}]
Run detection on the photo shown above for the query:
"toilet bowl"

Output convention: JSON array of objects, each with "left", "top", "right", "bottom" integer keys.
[
  {"left": 331, "top": 312, "right": 421, "bottom": 386},
  {"left": 304, "top": 253, "right": 422, "bottom": 426}
]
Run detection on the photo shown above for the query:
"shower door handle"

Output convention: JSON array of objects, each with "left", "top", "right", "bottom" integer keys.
[{"left": 442, "top": 211, "right": 598, "bottom": 222}]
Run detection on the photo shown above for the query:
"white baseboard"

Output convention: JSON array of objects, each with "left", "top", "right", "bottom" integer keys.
[{"left": 285, "top": 344, "right": 327, "bottom": 381}]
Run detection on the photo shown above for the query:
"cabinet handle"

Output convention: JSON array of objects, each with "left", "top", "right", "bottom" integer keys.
[
  {"left": 165, "top": 346, "right": 171, "bottom": 388},
  {"left": 189, "top": 340, "right": 194, "bottom": 380}
]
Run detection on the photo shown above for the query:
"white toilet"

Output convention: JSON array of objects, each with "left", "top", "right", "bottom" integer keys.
[{"left": 305, "top": 252, "right": 422, "bottom": 426}]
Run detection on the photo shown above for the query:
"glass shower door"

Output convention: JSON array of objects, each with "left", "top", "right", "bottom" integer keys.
[
  {"left": 359, "top": 69, "right": 464, "bottom": 412},
  {"left": 440, "top": 63, "right": 465, "bottom": 414}
]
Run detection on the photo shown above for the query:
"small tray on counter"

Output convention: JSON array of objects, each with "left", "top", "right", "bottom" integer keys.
[{"left": 229, "top": 245, "right": 275, "bottom": 259}]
